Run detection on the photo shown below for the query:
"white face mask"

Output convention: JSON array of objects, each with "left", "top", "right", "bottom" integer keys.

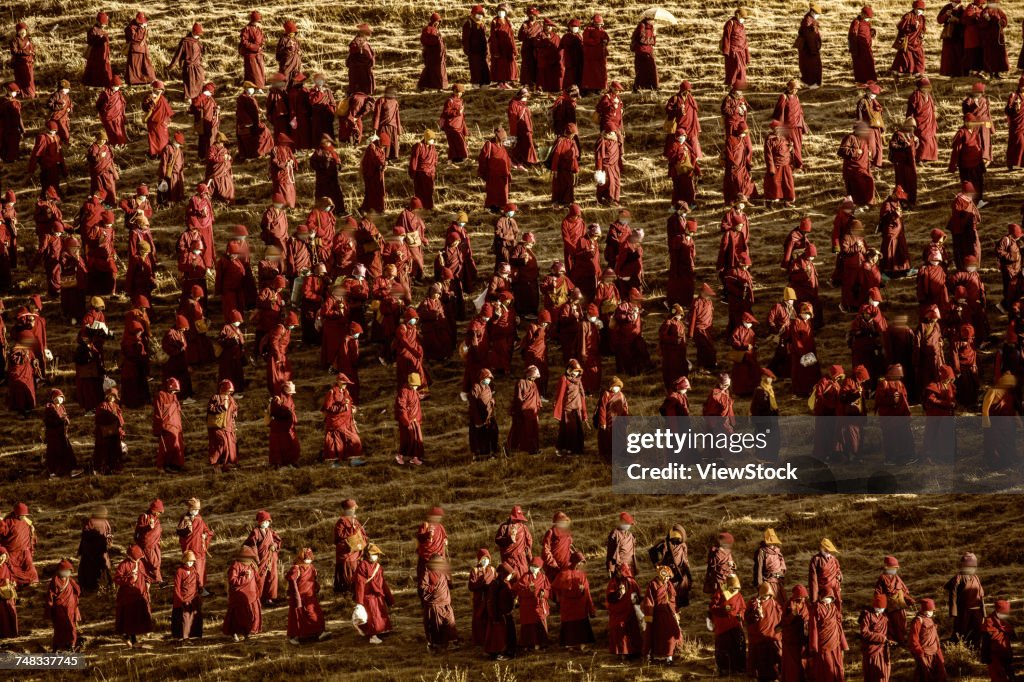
[
  {"left": 677, "top": 136, "right": 686, "bottom": 143},
  {"left": 571, "top": 26, "right": 580, "bottom": 33},
  {"left": 915, "top": 9, "right": 923, "bottom": 15},
  {"left": 737, "top": 17, "right": 745, "bottom": 24},
  {"left": 192, "top": 250, "right": 202, "bottom": 256},
  {"left": 800, "top": 314, "right": 811, "bottom": 321},
  {"left": 813, "top": 13, "right": 821, "bottom": 19},
  {"left": 260, "top": 521, "right": 270, "bottom": 529},
  {"left": 618, "top": 524, "right": 631, "bottom": 531},
  {"left": 504, "top": 573, "right": 514, "bottom": 582},
  {"left": 961, "top": 567, "right": 977, "bottom": 575},
  {"left": 737, "top": 204, "right": 746, "bottom": 211},
  {"left": 870, "top": 300, "right": 880, "bottom": 307},
  {"left": 59, "top": 570, "right": 71, "bottom": 578},
  {"left": 246, "top": 88, "right": 255, "bottom": 95},
  {"left": 475, "top": 13, "right": 484, "bottom": 20},
  {"left": 352, "top": 333, "right": 361, "bottom": 339},
  {"left": 480, "top": 558, "right": 490, "bottom": 568},
  {"left": 304, "top": 559, "right": 313, "bottom": 564},
  {"left": 456, "top": 221, "right": 466, "bottom": 228},
  {"left": 186, "top": 561, "right": 195, "bottom": 568},
  {"left": 874, "top": 607, "right": 885, "bottom": 615},
  {"left": 997, "top": 613, "right": 1009, "bottom": 620},
  {"left": 864, "top": 16, "right": 872, "bottom": 22},
  {"left": 530, "top": 567, "right": 540, "bottom": 576},
  {"left": 498, "top": 10, "right": 506, "bottom": 18},
  {"left": 506, "top": 211, "right": 515, "bottom": 218},
  {"left": 925, "top": 611, "right": 934, "bottom": 618},
  {"left": 202, "top": 91, "right": 211, "bottom": 97},
  {"left": 112, "top": 86, "right": 121, "bottom": 92},
  {"left": 369, "top": 554, "right": 379, "bottom": 563},
  {"left": 409, "top": 318, "right": 418, "bottom": 326},
  {"left": 868, "top": 94, "right": 877, "bottom": 100},
  {"left": 62, "top": 88, "right": 69, "bottom": 94},
  {"left": 611, "top": 386, "right": 621, "bottom": 393},
  {"left": 482, "top": 378, "right": 491, "bottom": 386},
  {"left": 589, "top": 316, "right": 598, "bottom": 323},
  {"left": 821, "top": 550, "right": 831, "bottom": 558},
  {"left": 190, "top": 510, "right": 199, "bottom": 516},
  {"left": 884, "top": 569, "right": 897, "bottom": 575},
  {"left": 967, "top": 266, "right": 978, "bottom": 273},
  {"left": 56, "top": 396, "right": 65, "bottom": 405},
  {"left": 822, "top": 597, "right": 834, "bottom": 605},
  {"left": 743, "top": 322, "right": 753, "bottom": 329}
]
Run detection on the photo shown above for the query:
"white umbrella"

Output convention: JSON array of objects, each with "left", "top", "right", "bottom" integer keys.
[{"left": 642, "top": 8, "right": 678, "bottom": 25}]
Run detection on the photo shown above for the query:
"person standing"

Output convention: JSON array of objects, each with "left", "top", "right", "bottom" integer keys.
[
  {"left": 113, "top": 545, "right": 153, "bottom": 649},
  {"left": 908, "top": 600, "right": 947, "bottom": 682},
  {"left": 945, "top": 552, "right": 986, "bottom": 648},
  {"left": 286, "top": 548, "right": 329, "bottom": 644},
  {"left": 244, "top": 511, "right": 281, "bottom": 607},
  {"left": 223, "top": 546, "right": 262, "bottom": 641},
  {"left": 172, "top": 551, "right": 203, "bottom": 641},
  {"left": 860, "top": 594, "right": 893, "bottom": 682},
  {"left": 45, "top": 559, "right": 81, "bottom": 652}
]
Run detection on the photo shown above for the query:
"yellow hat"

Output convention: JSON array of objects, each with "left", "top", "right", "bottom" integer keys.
[
  {"left": 183, "top": 550, "right": 197, "bottom": 562},
  {"left": 758, "top": 582, "right": 774, "bottom": 598},
  {"left": 783, "top": 287, "right": 796, "bottom": 301},
  {"left": 736, "top": 7, "right": 749, "bottom": 17},
  {"left": 610, "top": 376, "right": 624, "bottom": 389},
  {"left": 422, "top": 130, "right": 436, "bottom": 142},
  {"left": 764, "top": 528, "right": 781, "bottom": 545},
  {"left": 366, "top": 543, "right": 384, "bottom": 555},
  {"left": 456, "top": 211, "right": 469, "bottom": 223},
  {"left": 408, "top": 373, "right": 422, "bottom": 387},
  {"left": 820, "top": 538, "right": 838, "bottom": 553}
]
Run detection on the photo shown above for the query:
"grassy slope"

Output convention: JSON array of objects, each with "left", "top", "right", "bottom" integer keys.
[{"left": 1, "top": 0, "right": 1024, "bottom": 679}]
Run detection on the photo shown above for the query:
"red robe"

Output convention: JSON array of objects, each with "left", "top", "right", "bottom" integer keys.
[
  {"left": 124, "top": 20, "right": 155, "bottom": 84},
  {"left": 286, "top": 563, "right": 325, "bottom": 639},
  {"left": 222, "top": 561, "right": 261, "bottom": 636},
  {"left": 848, "top": 16, "right": 877, "bottom": 83},
  {"left": 113, "top": 559, "right": 153, "bottom": 636},
  {"left": 808, "top": 601, "right": 847, "bottom": 682},
  {"left": 45, "top": 576, "right": 81, "bottom": 650},
  {"left": 238, "top": 23, "right": 266, "bottom": 87},
  {"left": 489, "top": 19, "right": 518, "bottom": 82},
  {"left": 908, "top": 615, "right": 947, "bottom": 682},
  {"left": 83, "top": 25, "right": 113, "bottom": 87},
  {"left": 797, "top": 13, "right": 823, "bottom": 85},
  {"left": 721, "top": 17, "right": 749, "bottom": 86},
  {"left": 581, "top": 26, "right": 608, "bottom": 91},
  {"left": 477, "top": 140, "right": 512, "bottom": 210},
  {"left": 169, "top": 35, "right": 205, "bottom": 101},
  {"left": 418, "top": 24, "right": 448, "bottom": 90}
]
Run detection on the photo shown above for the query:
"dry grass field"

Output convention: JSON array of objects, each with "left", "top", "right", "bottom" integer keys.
[{"left": 2, "top": 0, "right": 1024, "bottom": 679}]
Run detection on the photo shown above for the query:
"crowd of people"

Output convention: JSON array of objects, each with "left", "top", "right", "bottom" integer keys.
[
  {"left": 0, "top": 3, "right": 1022, "bottom": 476},
  {"left": 0, "top": 501, "right": 1016, "bottom": 681}
]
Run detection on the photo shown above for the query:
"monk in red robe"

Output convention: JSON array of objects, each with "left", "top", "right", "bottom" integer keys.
[
  {"left": 223, "top": 547, "right": 261, "bottom": 640},
  {"left": 797, "top": 6, "right": 823, "bottom": 86},
  {"left": 83, "top": 13, "right": 113, "bottom": 88},
  {"left": 322, "top": 374, "right": 363, "bottom": 466},
  {"left": 849, "top": 7, "right": 877, "bottom": 83},
  {"left": 47, "top": 80, "right": 73, "bottom": 143},
  {"left": 27, "top": 122, "right": 66, "bottom": 198},
  {"left": 420, "top": 555, "right": 458, "bottom": 651},
  {"left": 408, "top": 131, "right": 438, "bottom": 208},
  {"left": 239, "top": 12, "right": 266, "bottom": 88},
  {"left": 709, "top": 575, "right": 746, "bottom": 674},
  {"left": 581, "top": 15, "right": 608, "bottom": 93},
  {"left": 114, "top": 545, "right": 153, "bottom": 647},
  {"left": 839, "top": 123, "right": 876, "bottom": 208},
  {"left": 439, "top": 84, "right": 469, "bottom": 162},
  {"left": 892, "top": 2, "right": 927, "bottom": 76},
  {"left": 171, "top": 551, "right": 202, "bottom": 640},
  {"left": 554, "top": 551, "right": 596, "bottom": 648},
  {"left": 276, "top": 21, "right": 302, "bottom": 81},
  {"left": 982, "top": 601, "right": 1014, "bottom": 682},
  {"left": 169, "top": 24, "right": 206, "bottom": 102},
  {"left": 236, "top": 83, "right": 274, "bottom": 161},
  {"left": 46, "top": 559, "right": 81, "bottom": 651},
  {"left": 630, "top": 18, "right": 657, "bottom": 91},
  {"left": 347, "top": 24, "right": 376, "bottom": 95},
  {"left": 462, "top": 6, "right": 490, "bottom": 86},
  {"left": 478, "top": 128, "right": 512, "bottom": 211},
  {"left": 124, "top": 13, "right": 155, "bottom": 85},
  {"left": 721, "top": 9, "right": 750, "bottom": 87},
  {"left": 10, "top": 22, "right": 35, "bottom": 98},
  {"left": 764, "top": 121, "right": 796, "bottom": 205},
  {"left": 908, "top": 600, "right": 947, "bottom": 681},
  {"left": 808, "top": 587, "right": 847, "bottom": 681},
  {"left": 0, "top": 84, "right": 24, "bottom": 163},
  {"left": 550, "top": 124, "right": 579, "bottom": 204},
  {"left": 207, "top": 380, "right": 239, "bottom": 471},
  {"left": 143, "top": 82, "right": 173, "bottom": 158},
  {"left": 938, "top": 2, "right": 965, "bottom": 76},
  {"left": 205, "top": 133, "right": 234, "bottom": 202},
  {"left": 286, "top": 548, "right": 328, "bottom": 643},
  {"left": 949, "top": 120, "right": 987, "bottom": 201},
  {"left": 360, "top": 135, "right": 387, "bottom": 214},
  {"left": 419, "top": 13, "right": 448, "bottom": 90}
]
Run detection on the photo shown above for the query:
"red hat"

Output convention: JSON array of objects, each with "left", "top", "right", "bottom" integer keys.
[
  {"left": 175, "top": 315, "right": 190, "bottom": 330},
  {"left": 173, "top": 131, "right": 185, "bottom": 144},
  {"left": 537, "top": 309, "right": 551, "bottom": 324},
  {"left": 872, "top": 594, "right": 888, "bottom": 609},
  {"left": 592, "top": 14, "right": 603, "bottom": 23},
  {"left": 149, "top": 499, "right": 164, "bottom": 513},
  {"left": 480, "top": 302, "right": 494, "bottom": 318},
  {"left": 700, "top": 282, "right": 715, "bottom": 297},
  {"left": 718, "top": 531, "right": 734, "bottom": 545},
  {"left": 741, "top": 312, "right": 757, "bottom": 325},
  {"left": 680, "top": 80, "right": 692, "bottom": 91},
  {"left": 219, "top": 379, "right": 235, "bottom": 393},
  {"left": 250, "top": 11, "right": 262, "bottom": 21},
  {"left": 886, "top": 364, "right": 904, "bottom": 380},
  {"left": 938, "top": 365, "right": 955, "bottom": 382},
  {"left": 285, "top": 311, "right": 300, "bottom": 327},
  {"left": 995, "top": 600, "right": 1011, "bottom": 614},
  {"left": 862, "top": 6, "right": 874, "bottom": 17},
  {"left": 476, "top": 547, "right": 491, "bottom": 560},
  {"left": 531, "top": 556, "right": 544, "bottom": 567},
  {"left": 335, "top": 372, "right": 354, "bottom": 385},
  {"left": 799, "top": 217, "right": 812, "bottom": 232},
  {"left": 972, "top": 82, "right": 985, "bottom": 93},
  {"left": 791, "top": 585, "right": 809, "bottom": 599},
  {"left": 587, "top": 303, "right": 599, "bottom": 317},
  {"left": 11, "top": 502, "right": 29, "bottom": 516},
  {"left": 829, "top": 365, "right": 845, "bottom": 378},
  {"left": 256, "top": 510, "right": 271, "bottom": 523},
  {"left": 920, "top": 598, "right": 936, "bottom": 611},
  {"left": 471, "top": 5, "right": 484, "bottom": 14},
  {"left": 228, "top": 310, "right": 244, "bottom": 324},
  {"left": 503, "top": 202, "right": 517, "bottom": 212},
  {"left": 930, "top": 228, "right": 945, "bottom": 241},
  {"left": 609, "top": 81, "right": 624, "bottom": 92},
  {"left": 892, "top": 185, "right": 908, "bottom": 200},
  {"left": 1010, "top": 224, "right": 1024, "bottom": 238},
  {"left": 867, "top": 83, "right": 881, "bottom": 95},
  {"left": 619, "top": 511, "right": 634, "bottom": 524},
  {"left": 97, "top": 11, "right": 109, "bottom": 23},
  {"left": 963, "top": 255, "right": 978, "bottom": 267},
  {"left": 404, "top": 307, "right": 419, "bottom": 323},
  {"left": 192, "top": 22, "right": 203, "bottom": 35},
  {"left": 342, "top": 498, "right": 358, "bottom": 511},
  {"left": 883, "top": 555, "right": 899, "bottom": 568},
  {"left": 136, "top": 12, "right": 147, "bottom": 23},
  {"left": 761, "top": 368, "right": 776, "bottom": 380},
  {"left": 868, "top": 287, "right": 883, "bottom": 303},
  {"left": 227, "top": 240, "right": 243, "bottom": 255},
  {"left": 58, "top": 559, "right": 74, "bottom": 571},
  {"left": 509, "top": 505, "right": 527, "bottom": 522},
  {"left": 164, "top": 377, "right": 181, "bottom": 392},
  {"left": 427, "top": 506, "right": 444, "bottom": 518},
  {"left": 357, "top": 22, "right": 372, "bottom": 34},
  {"left": 913, "top": 0, "right": 926, "bottom": 8},
  {"left": 430, "top": 12, "right": 442, "bottom": 22},
  {"left": 284, "top": 20, "right": 298, "bottom": 33},
  {"left": 674, "top": 376, "right": 691, "bottom": 391},
  {"left": 127, "top": 545, "right": 145, "bottom": 560},
  {"left": 45, "top": 119, "right": 58, "bottom": 131}
]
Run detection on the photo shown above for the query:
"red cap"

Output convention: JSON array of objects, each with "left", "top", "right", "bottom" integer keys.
[
  {"left": 192, "top": 22, "right": 203, "bottom": 35},
  {"left": 792, "top": 585, "right": 809, "bottom": 599},
  {"left": 883, "top": 555, "right": 899, "bottom": 568},
  {"left": 509, "top": 505, "right": 527, "bottom": 522},
  {"left": 872, "top": 594, "right": 888, "bottom": 609},
  {"left": 284, "top": 20, "right": 298, "bottom": 33},
  {"left": 619, "top": 511, "right": 634, "bottom": 524},
  {"left": 718, "top": 531, "right": 734, "bottom": 545}
]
